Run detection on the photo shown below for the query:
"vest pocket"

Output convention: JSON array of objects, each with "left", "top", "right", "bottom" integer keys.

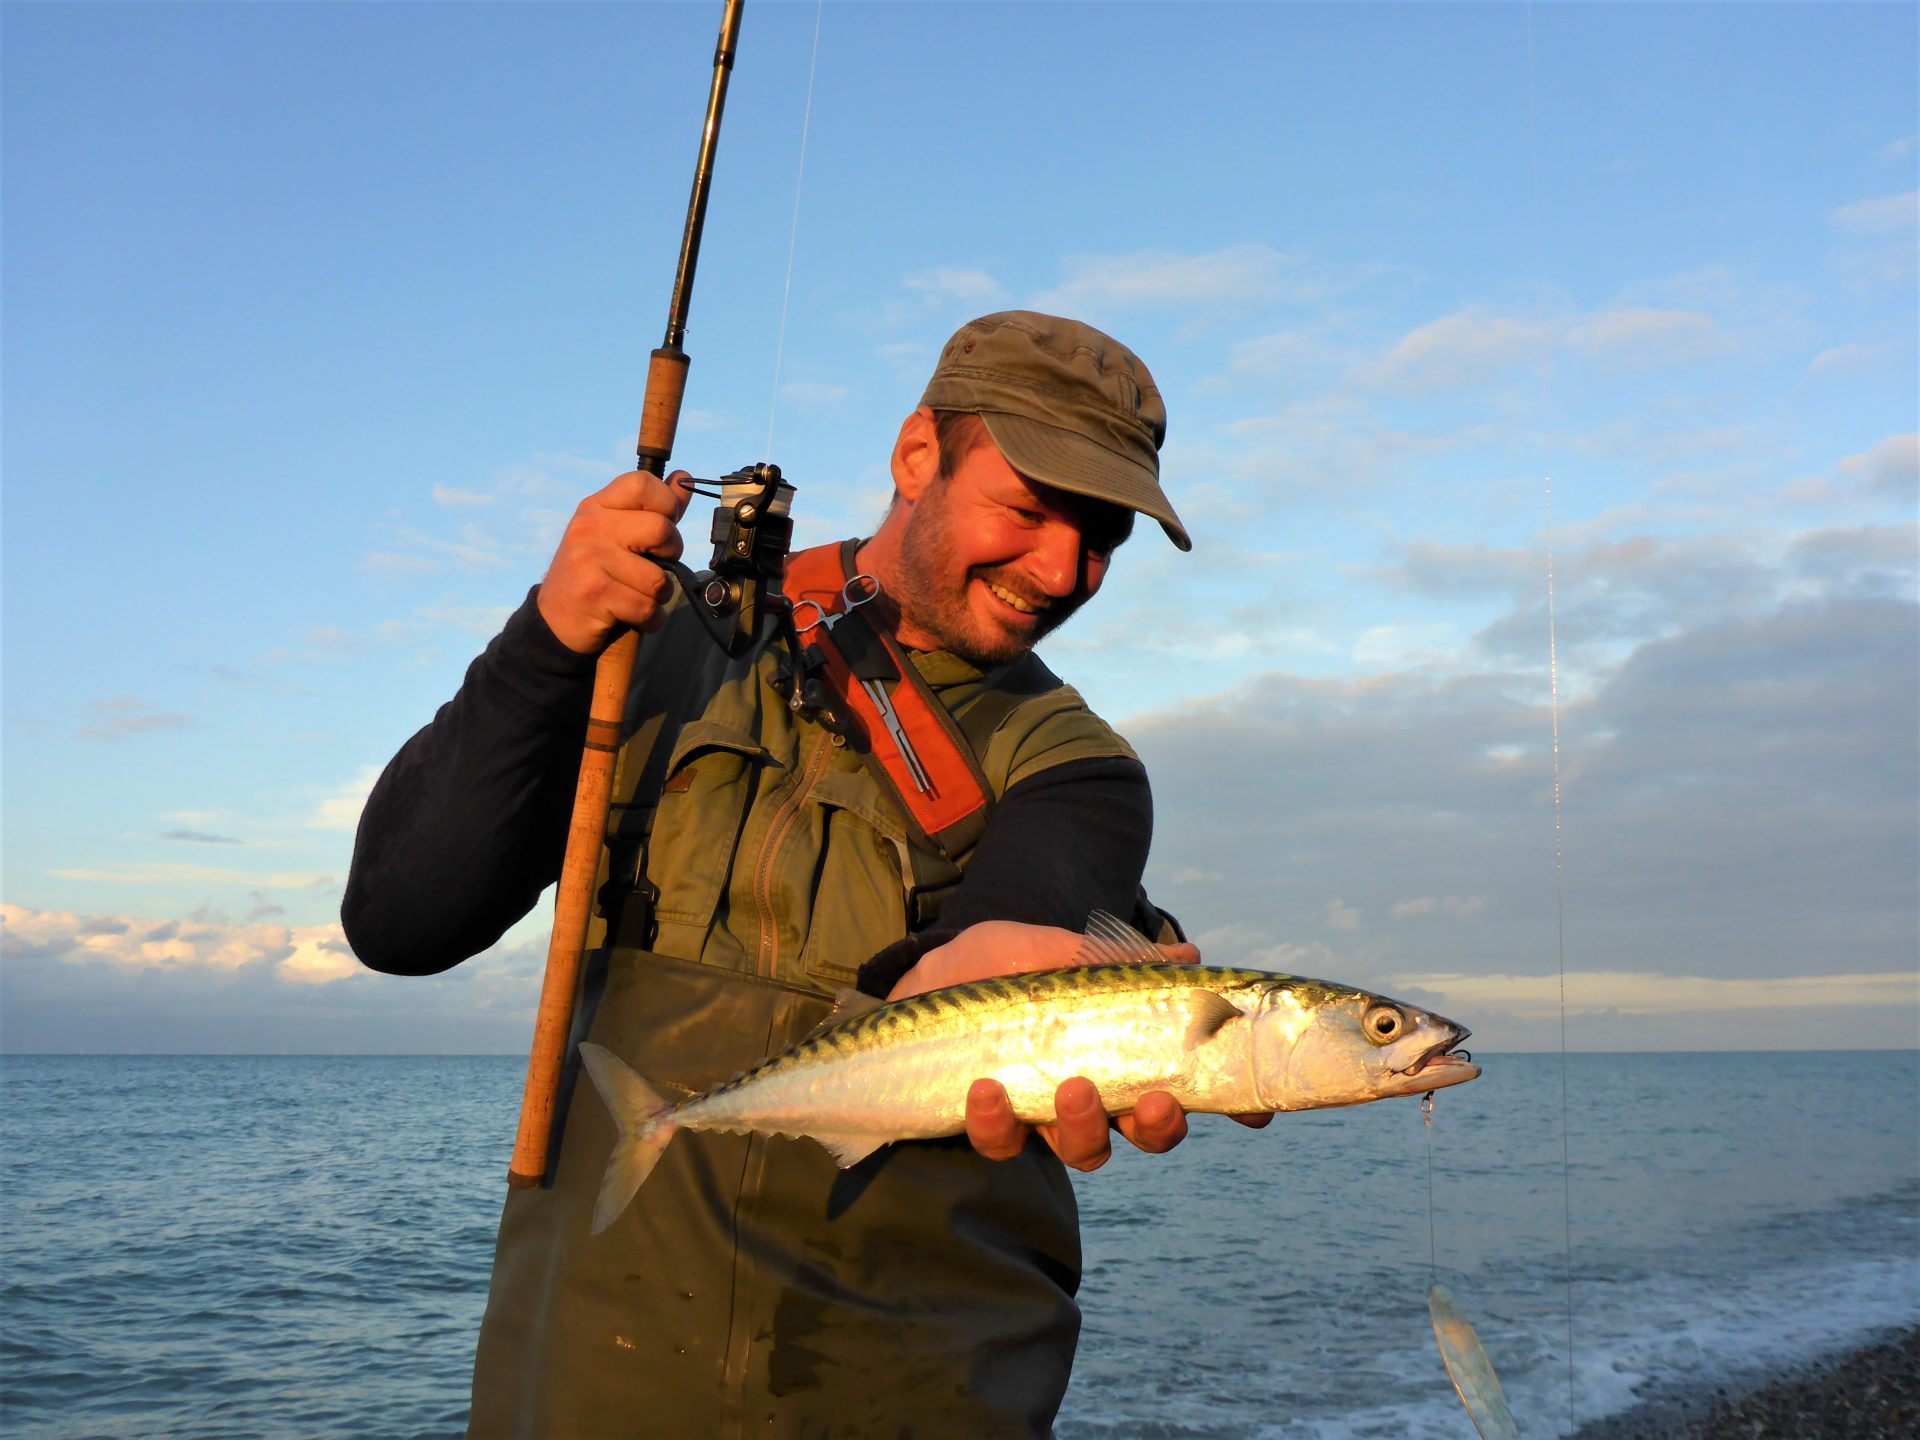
[
  {"left": 796, "top": 769, "right": 912, "bottom": 988},
  {"left": 645, "top": 722, "right": 769, "bottom": 938}
]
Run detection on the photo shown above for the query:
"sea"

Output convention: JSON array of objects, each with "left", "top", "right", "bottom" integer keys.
[{"left": 2, "top": 1051, "right": 1915, "bottom": 1439}]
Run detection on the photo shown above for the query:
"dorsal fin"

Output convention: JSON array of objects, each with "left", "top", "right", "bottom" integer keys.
[
  {"left": 804, "top": 988, "right": 887, "bottom": 1042},
  {"left": 1074, "top": 909, "right": 1160, "bottom": 967}
]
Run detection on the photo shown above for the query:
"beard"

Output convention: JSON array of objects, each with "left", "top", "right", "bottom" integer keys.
[{"left": 894, "top": 484, "right": 1084, "bottom": 666}]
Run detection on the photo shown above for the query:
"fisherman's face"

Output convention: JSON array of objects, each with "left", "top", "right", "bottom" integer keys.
[{"left": 893, "top": 427, "right": 1131, "bottom": 665}]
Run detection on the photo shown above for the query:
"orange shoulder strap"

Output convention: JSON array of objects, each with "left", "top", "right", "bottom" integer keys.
[{"left": 784, "top": 541, "right": 995, "bottom": 856}]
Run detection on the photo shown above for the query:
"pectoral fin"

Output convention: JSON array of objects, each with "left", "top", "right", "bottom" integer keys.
[
  {"left": 1183, "top": 991, "right": 1244, "bottom": 1051},
  {"left": 804, "top": 988, "right": 887, "bottom": 1041}
]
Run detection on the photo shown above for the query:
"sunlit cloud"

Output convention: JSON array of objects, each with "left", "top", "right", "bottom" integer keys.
[
  {"left": 1, "top": 903, "right": 357, "bottom": 986},
  {"left": 309, "top": 765, "right": 382, "bottom": 832},
  {"left": 1398, "top": 969, "right": 1920, "bottom": 1019}
]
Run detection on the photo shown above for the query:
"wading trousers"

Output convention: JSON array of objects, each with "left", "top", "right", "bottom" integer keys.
[{"left": 467, "top": 950, "right": 1083, "bottom": 1439}]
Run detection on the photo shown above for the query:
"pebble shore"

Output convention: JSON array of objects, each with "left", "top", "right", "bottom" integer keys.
[{"left": 1566, "top": 1326, "right": 1920, "bottom": 1439}]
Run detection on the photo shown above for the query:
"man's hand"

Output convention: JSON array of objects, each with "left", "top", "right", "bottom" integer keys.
[
  {"left": 887, "top": 919, "right": 1267, "bottom": 1170},
  {"left": 536, "top": 470, "right": 695, "bottom": 655}
]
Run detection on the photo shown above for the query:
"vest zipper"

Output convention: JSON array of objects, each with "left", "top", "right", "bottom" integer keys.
[{"left": 751, "top": 728, "right": 834, "bottom": 977}]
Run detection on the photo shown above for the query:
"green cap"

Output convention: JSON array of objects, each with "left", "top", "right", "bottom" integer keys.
[{"left": 918, "top": 310, "right": 1190, "bottom": 551}]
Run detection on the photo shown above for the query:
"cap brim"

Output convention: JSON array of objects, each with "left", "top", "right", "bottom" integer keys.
[{"left": 979, "top": 411, "right": 1192, "bottom": 552}]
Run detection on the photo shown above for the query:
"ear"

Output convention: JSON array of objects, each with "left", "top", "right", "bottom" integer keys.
[{"left": 890, "top": 407, "right": 941, "bottom": 504}]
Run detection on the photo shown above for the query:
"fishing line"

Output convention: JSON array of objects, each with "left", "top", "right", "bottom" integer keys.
[
  {"left": 1423, "top": 1092, "right": 1438, "bottom": 1285},
  {"left": 765, "top": 0, "right": 826, "bottom": 460},
  {"left": 1524, "top": 2, "right": 1580, "bottom": 1431}
]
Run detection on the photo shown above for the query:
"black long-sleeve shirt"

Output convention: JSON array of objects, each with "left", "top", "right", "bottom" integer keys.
[{"left": 341, "top": 589, "right": 1154, "bottom": 996}]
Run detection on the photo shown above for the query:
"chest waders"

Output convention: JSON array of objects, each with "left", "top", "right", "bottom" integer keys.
[{"left": 469, "top": 544, "right": 1152, "bottom": 1439}]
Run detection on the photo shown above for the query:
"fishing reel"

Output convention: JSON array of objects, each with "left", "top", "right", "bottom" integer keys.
[{"left": 670, "top": 462, "right": 797, "bottom": 656}]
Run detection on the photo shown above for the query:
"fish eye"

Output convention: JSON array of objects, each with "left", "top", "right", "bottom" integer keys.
[{"left": 1363, "top": 1005, "right": 1404, "bottom": 1046}]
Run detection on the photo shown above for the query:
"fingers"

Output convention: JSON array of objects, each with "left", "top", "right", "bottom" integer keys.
[
  {"left": 1115, "top": 1090, "right": 1189, "bottom": 1154},
  {"left": 968, "top": 1077, "right": 1115, "bottom": 1172},
  {"left": 537, "top": 470, "right": 690, "bottom": 654},
  {"left": 965, "top": 1078, "right": 1030, "bottom": 1162},
  {"left": 1040, "top": 1077, "right": 1113, "bottom": 1172},
  {"left": 1229, "top": 1111, "right": 1275, "bottom": 1129}
]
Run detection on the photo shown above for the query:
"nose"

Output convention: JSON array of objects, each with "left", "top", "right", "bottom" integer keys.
[{"left": 1028, "top": 521, "right": 1086, "bottom": 600}]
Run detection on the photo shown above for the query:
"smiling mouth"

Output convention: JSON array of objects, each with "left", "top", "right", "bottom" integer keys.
[{"left": 983, "top": 579, "right": 1046, "bottom": 618}]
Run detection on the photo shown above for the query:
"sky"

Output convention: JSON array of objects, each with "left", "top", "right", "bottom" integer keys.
[{"left": 3, "top": 2, "right": 1914, "bottom": 1054}]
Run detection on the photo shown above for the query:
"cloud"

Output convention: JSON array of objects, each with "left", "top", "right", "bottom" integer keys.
[
  {"left": 300, "top": 625, "right": 368, "bottom": 655},
  {"left": 160, "top": 829, "right": 243, "bottom": 846},
  {"left": 1786, "top": 524, "right": 1919, "bottom": 596},
  {"left": 1355, "top": 306, "right": 1547, "bottom": 392},
  {"left": 1323, "top": 898, "right": 1361, "bottom": 933},
  {"left": 1828, "top": 190, "right": 1918, "bottom": 288},
  {"left": 358, "top": 551, "right": 439, "bottom": 574},
  {"left": 1125, "top": 584, "right": 1917, "bottom": 1052},
  {"left": 1830, "top": 191, "right": 1919, "bottom": 237},
  {"left": 76, "top": 698, "right": 195, "bottom": 741},
  {"left": 1, "top": 903, "right": 354, "bottom": 983},
  {"left": 1879, "top": 135, "right": 1917, "bottom": 165},
  {"left": 43, "top": 862, "right": 336, "bottom": 889},
  {"left": 1838, "top": 434, "right": 1919, "bottom": 498},
  {"left": 1564, "top": 307, "right": 1723, "bottom": 366},
  {"left": 1809, "top": 341, "right": 1898, "bottom": 375},
  {"left": 413, "top": 602, "right": 514, "bottom": 637},
  {"left": 778, "top": 380, "right": 852, "bottom": 409},
  {"left": 1031, "top": 244, "right": 1301, "bottom": 315},
  {"left": 431, "top": 484, "right": 496, "bottom": 508},
  {"left": 310, "top": 766, "right": 383, "bottom": 832},
  {"left": 1392, "top": 896, "right": 1487, "bottom": 920},
  {"left": 0, "top": 903, "right": 546, "bottom": 1053},
  {"left": 1399, "top": 969, "right": 1917, "bottom": 1019},
  {"left": 903, "top": 267, "right": 1004, "bottom": 304}
]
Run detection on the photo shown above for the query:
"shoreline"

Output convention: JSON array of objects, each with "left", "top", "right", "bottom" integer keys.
[{"left": 1566, "top": 1325, "right": 1920, "bottom": 1439}]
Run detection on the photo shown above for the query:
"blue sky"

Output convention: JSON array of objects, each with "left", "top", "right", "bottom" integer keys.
[{"left": 4, "top": 2, "right": 1914, "bottom": 1053}]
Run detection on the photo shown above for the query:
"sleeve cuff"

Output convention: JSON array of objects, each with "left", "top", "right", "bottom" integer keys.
[{"left": 855, "top": 927, "right": 961, "bottom": 998}]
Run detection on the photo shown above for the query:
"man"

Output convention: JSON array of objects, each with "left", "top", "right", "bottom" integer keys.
[{"left": 345, "top": 311, "right": 1259, "bottom": 1437}]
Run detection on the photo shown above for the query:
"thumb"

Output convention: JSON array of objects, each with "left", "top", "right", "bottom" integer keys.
[{"left": 665, "top": 469, "right": 697, "bottom": 523}]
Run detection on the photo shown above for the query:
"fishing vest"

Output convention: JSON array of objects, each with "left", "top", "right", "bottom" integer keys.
[
  {"left": 468, "top": 541, "right": 1163, "bottom": 1439},
  {"left": 594, "top": 539, "right": 1154, "bottom": 987}
]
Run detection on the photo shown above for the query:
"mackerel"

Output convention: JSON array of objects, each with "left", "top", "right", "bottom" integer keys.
[{"left": 579, "top": 913, "right": 1480, "bottom": 1233}]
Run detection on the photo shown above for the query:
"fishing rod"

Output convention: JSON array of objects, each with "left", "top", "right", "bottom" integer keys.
[{"left": 507, "top": 0, "right": 756, "bottom": 1190}]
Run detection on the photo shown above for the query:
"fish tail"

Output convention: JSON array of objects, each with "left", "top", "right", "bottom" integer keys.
[{"left": 577, "top": 1041, "right": 677, "bottom": 1235}]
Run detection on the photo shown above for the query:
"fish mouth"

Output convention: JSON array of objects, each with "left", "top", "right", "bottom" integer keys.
[{"left": 1398, "top": 1027, "right": 1479, "bottom": 1084}]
